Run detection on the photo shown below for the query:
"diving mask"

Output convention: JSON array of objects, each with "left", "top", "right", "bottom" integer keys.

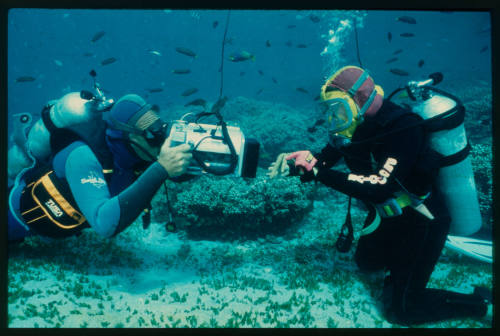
[
  {"left": 320, "top": 91, "right": 362, "bottom": 147},
  {"left": 143, "top": 118, "right": 169, "bottom": 148},
  {"left": 323, "top": 97, "right": 357, "bottom": 134}
]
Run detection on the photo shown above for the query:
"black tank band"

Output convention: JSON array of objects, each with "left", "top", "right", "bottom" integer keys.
[
  {"left": 41, "top": 104, "right": 58, "bottom": 133},
  {"left": 425, "top": 105, "right": 465, "bottom": 133},
  {"left": 440, "top": 142, "right": 471, "bottom": 167}
]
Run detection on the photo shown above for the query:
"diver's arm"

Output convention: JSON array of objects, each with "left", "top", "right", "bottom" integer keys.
[
  {"left": 112, "top": 162, "right": 168, "bottom": 236},
  {"left": 314, "top": 143, "right": 344, "bottom": 169},
  {"left": 312, "top": 116, "right": 425, "bottom": 203},
  {"left": 62, "top": 143, "right": 168, "bottom": 238}
]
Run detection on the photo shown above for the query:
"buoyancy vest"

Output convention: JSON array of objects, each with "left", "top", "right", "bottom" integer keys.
[{"left": 19, "top": 108, "right": 114, "bottom": 238}]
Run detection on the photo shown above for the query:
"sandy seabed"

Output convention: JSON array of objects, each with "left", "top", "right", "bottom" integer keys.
[{"left": 8, "top": 195, "right": 492, "bottom": 329}]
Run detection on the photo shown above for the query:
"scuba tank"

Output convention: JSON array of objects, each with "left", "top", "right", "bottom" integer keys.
[
  {"left": 10, "top": 70, "right": 114, "bottom": 169},
  {"left": 8, "top": 113, "right": 33, "bottom": 182},
  {"left": 388, "top": 73, "right": 482, "bottom": 236}
]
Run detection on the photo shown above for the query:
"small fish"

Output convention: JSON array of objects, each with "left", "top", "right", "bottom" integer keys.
[
  {"left": 229, "top": 51, "right": 255, "bottom": 62},
  {"left": 91, "top": 31, "right": 106, "bottom": 42},
  {"left": 385, "top": 57, "right": 398, "bottom": 64},
  {"left": 272, "top": 77, "right": 277, "bottom": 84},
  {"left": 307, "top": 126, "right": 317, "bottom": 133},
  {"left": 256, "top": 89, "right": 263, "bottom": 95},
  {"left": 266, "top": 40, "right": 271, "bottom": 47},
  {"left": 389, "top": 68, "right": 409, "bottom": 76},
  {"left": 285, "top": 40, "right": 292, "bottom": 47},
  {"left": 296, "top": 44, "right": 308, "bottom": 48},
  {"left": 181, "top": 88, "right": 198, "bottom": 96},
  {"left": 172, "top": 69, "right": 191, "bottom": 74},
  {"left": 393, "top": 49, "right": 403, "bottom": 55},
  {"left": 224, "top": 37, "right": 235, "bottom": 45},
  {"left": 258, "top": 70, "right": 264, "bottom": 76},
  {"left": 388, "top": 32, "right": 392, "bottom": 42},
  {"left": 480, "top": 46, "right": 489, "bottom": 53},
  {"left": 185, "top": 98, "right": 206, "bottom": 107},
  {"left": 15, "top": 76, "right": 36, "bottom": 82},
  {"left": 287, "top": 24, "right": 297, "bottom": 29},
  {"left": 175, "top": 47, "right": 197, "bottom": 58},
  {"left": 148, "top": 50, "right": 162, "bottom": 56},
  {"left": 309, "top": 14, "right": 320, "bottom": 23},
  {"left": 240, "top": 71, "right": 246, "bottom": 76},
  {"left": 400, "top": 33, "right": 415, "bottom": 37},
  {"left": 396, "top": 16, "right": 417, "bottom": 24},
  {"left": 418, "top": 59, "right": 425, "bottom": 67},
  {"left": 54, "top": 59, "right": 63, "bottom": 67},
  {"left": 213, "top": 21, "right": 218, "bottom": 28},
  {"left": 147, "top": 88, "right": 163, "bottom": 93},
  {"left": 314, "top": 95, "right": 321, "bottom": 101},
  {"left": 101, "top": 57, "right": 117, "bottom": 66},
  {"left": 296, "top": 87, "right": 309, "bottom": 94},
  {"left": 83, "top": 52, "right": 94, "bottom": 57}
]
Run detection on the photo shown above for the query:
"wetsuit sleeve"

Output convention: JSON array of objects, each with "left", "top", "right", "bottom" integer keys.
[
  {"left": 314, "top": 115, "right": 425, "bottom": 203},
  {"left": 314, "top": 143, "right": 344, "bottom": 169},
  {"left": 63, "top": 144, "right": 168, "bottom": 238}
]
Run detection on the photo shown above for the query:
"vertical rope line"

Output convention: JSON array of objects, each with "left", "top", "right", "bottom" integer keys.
[
  {"left": 219, "top": 10, "right": 231, "bottom": 99},
  {"left": 354, "top": 19, "right": 363, "bottom": 68}
]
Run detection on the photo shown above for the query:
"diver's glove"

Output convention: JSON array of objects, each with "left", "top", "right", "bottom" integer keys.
[{"left": 267, "top": 152, "right": 292, "bottom": 178}]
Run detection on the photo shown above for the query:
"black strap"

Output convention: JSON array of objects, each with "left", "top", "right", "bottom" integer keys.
[
  {"left": 440, "top": 142, "right": 471, "bottom": 167},
  {"left": 41, "top": 104, "right": 57, "bottom": 133},
  {"left": 424, "top": 105, "right": 465, "bottom": 132},
  {"left": 336, "top": 196, "right": 354, "bottom": 253}
]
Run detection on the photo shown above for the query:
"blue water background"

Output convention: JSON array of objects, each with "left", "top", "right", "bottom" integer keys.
[{"left": 7, "top": 9, "right": 491, "bottom": 133}]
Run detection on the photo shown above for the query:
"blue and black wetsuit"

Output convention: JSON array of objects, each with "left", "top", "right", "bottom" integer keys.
[
  {"left": 8, "top": 140, "right": 168, "bottom": 241},
  {"left": 308, "top": 100, "right": 487, "bottom": 325}
]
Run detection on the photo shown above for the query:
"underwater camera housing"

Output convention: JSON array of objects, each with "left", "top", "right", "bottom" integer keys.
[{"left": 168, "top": 120, "right": 260, "bottom": 178}]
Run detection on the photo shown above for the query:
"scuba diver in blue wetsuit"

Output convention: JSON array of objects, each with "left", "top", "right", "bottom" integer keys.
[
  {"left": 8, "top": 79, "right": 192, "bottom": 242},
  {"left": 268, "top": 66, "right": 492, "bottom": 325}
]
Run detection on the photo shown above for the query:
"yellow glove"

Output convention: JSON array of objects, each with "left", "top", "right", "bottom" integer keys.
[{"left": 267, "top": 152, "right": 291, "bottom": 179}]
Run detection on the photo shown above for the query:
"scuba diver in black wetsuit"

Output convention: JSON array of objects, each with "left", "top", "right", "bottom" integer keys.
[{"left": 267, "top": 66, "right": 492, "bottom": 325}]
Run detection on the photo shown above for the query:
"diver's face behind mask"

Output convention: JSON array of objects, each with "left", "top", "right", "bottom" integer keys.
[
  {"left": 320, "top": 65, "right": 385, "bottom": 148},
  {"left": 129, "top": 118, "right": 169, "bottom": 162},
  {"left": 321, "top": 91, "right": 362, "bottom": 147}
]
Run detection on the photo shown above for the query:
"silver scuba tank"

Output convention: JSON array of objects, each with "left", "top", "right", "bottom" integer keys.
[
  {"left": 25, "top": 92, "right": 112, "bottom": 162},
  {"left": 11, "top": 71, "right": 114, "bottom": 170},
  {"left": 8, "top": 113, "right": 33, "bottom": 181},
  {"left": 391, "top": 73, "right": 482, "bottom": 236}
]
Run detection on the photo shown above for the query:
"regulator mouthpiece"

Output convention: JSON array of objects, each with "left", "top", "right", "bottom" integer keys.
[
  {"left": 405, "top": 72, "right": 444, "bottom": 101},
  {"left": 79, "top": 70, "right": 114, "bottom": 111}
]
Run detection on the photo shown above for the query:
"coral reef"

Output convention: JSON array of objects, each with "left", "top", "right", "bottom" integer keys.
[
  {"left": 442, "top": 79, "right": 492, "bottom": 145},
  {"left": 152, "top": 172, "right": 315, "bottom": 240},
  {"left": 470, "top": 142, "right": 493, "bottom": 229}
]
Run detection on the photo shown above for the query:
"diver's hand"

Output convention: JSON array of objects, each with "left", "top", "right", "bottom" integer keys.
[
  {"left": 157, "top": 137, "right": 192, "bottom": 177},
  {"left": 267, "top": 152, "right": 292, "bottom": 178},
  {"left": 286, "top": 151, "right": 318, "bottom": 172}
]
